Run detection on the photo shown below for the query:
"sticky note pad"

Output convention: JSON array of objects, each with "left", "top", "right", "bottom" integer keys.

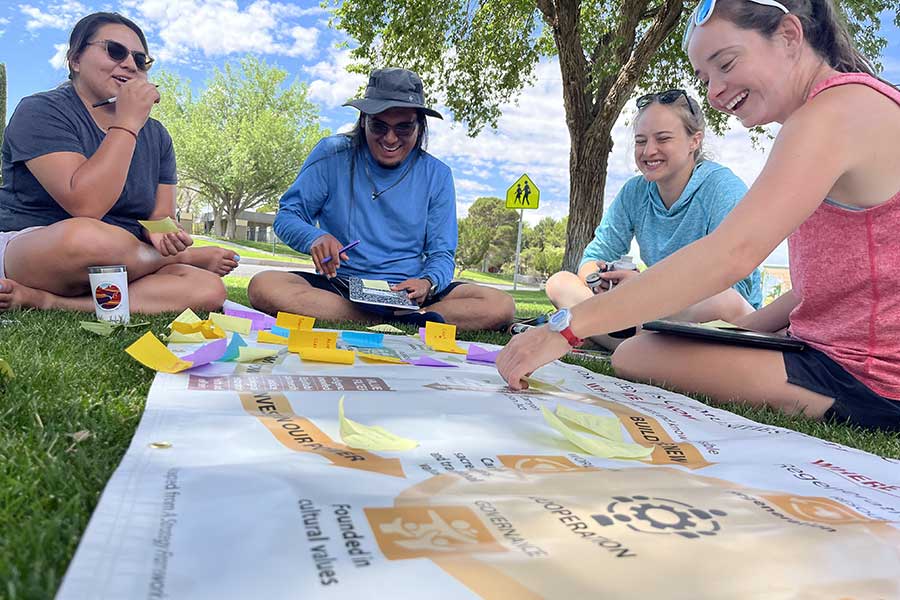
[
  {"left": 425, "top": 322, "right": 467, "bottom": 354},
  {"left": 138, "top": 216, "right": 179, "bottom": 233},
  {"left": 235, "top": 347, "right": 279, "bottom": 363},
  {"left": 339, "top": 397, "right": 418, "bottom": 451},
  {"left": 288, "top": 330, "right": 338, "bottom": 353},
  {"left": 125, "top": 331, "right": 193, "bottom": 373},
  {"left": 257, "top": 330, "right": 289, "bottom": 345},
  {"left": 361, "top": 279, "right": 391, "bottom": 291},
  {"left": 541, "top": 406, "right": 652, "bottom": 460},
  {"left": 275, "top": 311, "right": 315, "bottom": 331},
  {"left": 299, "top": 347, "right": 355, "bottom": 364},
  {"left": 340, "top": 331, "right": 384, "bottom": 348},
  {"left": 209, "top": 312, "right": 252, "bottom": 335}
]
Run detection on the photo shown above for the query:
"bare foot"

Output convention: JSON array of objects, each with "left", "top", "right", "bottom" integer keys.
[
  {"left": 180, "top": 247, "right": 240, "bottom": 277},
  {"left": 0, "top": 278, "right": 53, "bottom": 311}
]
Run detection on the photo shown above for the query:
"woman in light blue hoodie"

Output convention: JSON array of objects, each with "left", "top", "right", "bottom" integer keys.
[{"left": 545, "top": 90, "right": 762, "bottom": 347}]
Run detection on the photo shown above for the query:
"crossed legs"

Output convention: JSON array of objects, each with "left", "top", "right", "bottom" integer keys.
[{"left": 0, "top": 218, "right": 235, "bottom": 313}]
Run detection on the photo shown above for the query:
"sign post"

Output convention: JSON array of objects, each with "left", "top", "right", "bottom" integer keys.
[{"left": 505, "top": 174, "right": 540, "bottom": 290}]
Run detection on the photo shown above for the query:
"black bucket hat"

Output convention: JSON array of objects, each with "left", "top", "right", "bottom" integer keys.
[{"left": 343, "top": 68, "right": 443, "bottom": 119}]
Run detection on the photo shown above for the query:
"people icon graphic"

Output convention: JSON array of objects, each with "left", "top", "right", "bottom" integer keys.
[
  {"left": 523, "top": 181, "right": 532, "bottom": 206},
  {"left": 515, "top": 184, "right": 523, "bottom": 205}
]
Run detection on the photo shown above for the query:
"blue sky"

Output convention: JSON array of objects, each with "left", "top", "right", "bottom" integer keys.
[{"left": 1, "top": 1, "right": 899, "bottom": 267}]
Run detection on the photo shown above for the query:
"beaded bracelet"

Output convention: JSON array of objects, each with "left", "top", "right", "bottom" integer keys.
[{"left": 107, "top": 125, "right": 138, "bottom": 141}]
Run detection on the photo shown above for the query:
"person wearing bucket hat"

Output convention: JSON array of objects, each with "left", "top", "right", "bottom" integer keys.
[{"left": 248, "top": 68, "right": 515, "bottom": 330}]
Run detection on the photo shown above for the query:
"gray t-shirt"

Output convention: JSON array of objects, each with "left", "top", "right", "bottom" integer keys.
[{"left": 0, "top": 83, "right": 177, "bottom": 239}]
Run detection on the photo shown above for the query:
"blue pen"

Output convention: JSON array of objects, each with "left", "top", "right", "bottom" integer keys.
[{"left": 321, "top": 239, "right": 360, "bottom": 264}]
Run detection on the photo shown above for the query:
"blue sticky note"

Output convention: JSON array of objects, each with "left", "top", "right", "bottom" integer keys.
[
  {"left": 340, "top": 331, "right": 384, "bottom": 348},
  {"left": 271, "top": 325, "right": 291, "bottom": 338},
  {"left": 220, "top": 333, "right": 248, "bottom": 362}
]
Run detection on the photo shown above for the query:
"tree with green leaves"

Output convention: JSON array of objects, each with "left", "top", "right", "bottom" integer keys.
[
  {"left": 455, "top": 216, "right": 494, "bottom": 275},
  {"left": 0, "top": 63, "right": 6, "bottom": 186},
  {"left": 332, "top": 0, "right": 900, "bottom": 271},
  {"left": 152, "top": 56, "right": 328, "bottom": 238},
  {"left": 466, "top": 196, "right": 520, "bottom": 270}
]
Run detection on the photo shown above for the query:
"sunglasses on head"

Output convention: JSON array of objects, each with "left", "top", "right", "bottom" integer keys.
[
  {"left": 86, "top": 39, "right": 154, "bottom": 71},
  {"left": 682, "top": 0, "right": 789, "bottom": 50},
  {"left": 366, "top": 117, "right": 418, "bottom": 138},
  {"left": 636, "top": 89, "right": 697, "bottom": 116}
]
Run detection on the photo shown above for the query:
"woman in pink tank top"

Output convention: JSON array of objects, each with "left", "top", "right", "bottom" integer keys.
[{"left": 498, "top": 0, "right": 900, "bottom": 432}]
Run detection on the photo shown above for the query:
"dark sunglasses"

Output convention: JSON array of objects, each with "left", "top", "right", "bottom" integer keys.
[
  {"left": 366, "top": 118, "right": 418, "bottom": 138},
  {"left": 636, "top": 89, "right": 697, "bottom": 116},
  {"left": 86, "top": 39, "right": 154, "bottom": 71}
]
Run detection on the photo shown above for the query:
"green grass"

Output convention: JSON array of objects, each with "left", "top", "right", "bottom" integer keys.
[
  {"left": 0, "top": 279, "right": 897, "bottom": 599},
  {"left": 191, "top": 238, "right": 312, "bottom": 264},
  {"left": 456, "top": 269, "right": 516, "bottom": 285},
  {"left": 204, "top": 235, "right": 312, "bottom": 259}
]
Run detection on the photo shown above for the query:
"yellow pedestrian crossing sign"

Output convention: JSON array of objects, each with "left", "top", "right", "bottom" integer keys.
[{"left": 506, "top": 174, "right": 540, "bottom": 209}]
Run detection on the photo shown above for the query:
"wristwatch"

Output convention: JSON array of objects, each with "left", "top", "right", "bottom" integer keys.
[
  {"left": 422, "top": 275, "right": 436, "bottom": 298},
  {"left": 548, "top": 308, "right": 584, "bottom": 347}
]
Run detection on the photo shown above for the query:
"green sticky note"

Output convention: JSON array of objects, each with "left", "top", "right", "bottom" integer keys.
[
  {"left": 339, "top": 397, "right": 418, "bottom": 451},
  {"left": 361, "top": 279, "right": 391, "bottom": 291},
  {"left": 541, "top": 406, "right": 653, "bottom": 460},
  {"left": 555, "top": 404, "right": 623, "bottom": 441},
  {"left": 138, "top": 216, "right": 179, "bottom": 233}
]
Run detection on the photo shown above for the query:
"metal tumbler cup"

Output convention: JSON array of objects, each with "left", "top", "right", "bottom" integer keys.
[{"left": 87, "top": 265, "right": 130, "bottom": 323}]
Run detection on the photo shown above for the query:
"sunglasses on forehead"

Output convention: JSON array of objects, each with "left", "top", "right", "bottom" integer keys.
[
  {"left": 682, "top": 0, "right": 790, "bottom": 50},
  {"left": 85, "top": 39, "right": 154, "bottom": 71},
  {"left": 636, "top": 89, "right": 697, "bottom": 116}
]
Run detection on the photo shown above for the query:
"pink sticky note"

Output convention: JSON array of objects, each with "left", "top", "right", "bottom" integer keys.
[
  {"left": 182, "top": 338, "right": 228, "bottom": 368},
  {"left": 466, "top": 344, "right": 500, "bottom": 365},
  {"left": 411, "top": 355, "right": 458, "bottom": 367},
  {"left": 225, "top": 308, "right": 276, "bottom": 331},
  {"left": 419, "top": 327, "right": 427, "bottom": 341}
]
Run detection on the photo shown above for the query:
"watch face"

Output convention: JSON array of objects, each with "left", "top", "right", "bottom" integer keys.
[{"left": 548, "top": 309, "right": 570, "bottom": 331}]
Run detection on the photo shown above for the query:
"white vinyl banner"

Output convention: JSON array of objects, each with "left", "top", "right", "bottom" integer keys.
[{"left": 58, "top": 331, "right": 900, "bottom": 599}]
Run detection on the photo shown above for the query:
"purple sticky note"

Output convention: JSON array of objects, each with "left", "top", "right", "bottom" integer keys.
[
  {"left": 419, "top": 327, "right": 427, "bottom": 341},
  {"left": 224, "top": 308, "right": 276, "bottom": 331},
  {"left": 182, "top": 338, "right": 228, "bottom": 368},
  {"left": 466, "top": 344, "right": 500, "bottom": 365},
  {"left": 410, "top": 355, "right": 458, "bottom": 368}
]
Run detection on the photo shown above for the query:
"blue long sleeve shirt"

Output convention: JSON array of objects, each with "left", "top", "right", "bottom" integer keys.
[
  {"left": 274, "top": 135, "right": 457, "bottom": 292},
  {"left": 580, "top": 161, "right": 763, "bottom": 308}
]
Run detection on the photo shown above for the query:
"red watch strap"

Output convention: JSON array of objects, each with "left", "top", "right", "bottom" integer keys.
[{"left": 559, "top": 326, "right": 584, "bottom": 347}]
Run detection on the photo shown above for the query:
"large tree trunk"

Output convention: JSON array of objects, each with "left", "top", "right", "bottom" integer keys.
[
  {"left": 212, "top": 209, "right": 224, "bottom": 236},
  {"left": 225, "top": 212, "right": 237, "bottom": 239},
  {"left": 563, "top": 129, "right": 613, "bottom": 272}
]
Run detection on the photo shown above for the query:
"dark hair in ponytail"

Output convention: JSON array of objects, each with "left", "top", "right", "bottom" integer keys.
[{"left": 713, "top": 0, "right": 876, "bottom": 75}]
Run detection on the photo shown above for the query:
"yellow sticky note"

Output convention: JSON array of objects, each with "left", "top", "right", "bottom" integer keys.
[
  {"left": 172, "top": 308, "right": 201, "bottom": 324},
  {"left": 171, "top": 320, "right": 225, "bottom": 339},
  {"left": 209, "top": 312, "right": 252, "bottom": 335},
  {"left": 425, "top": 321, "right": 467, "bottom": 354},
  {"left": 288, "top": 330, "right": 338, "bottom": 353},
  {"left": 339, "top": 397, "right": 418, "bottom": 451},
  {"left": 0, "top": 358, "right": 15, "bottom": 379},
  {"left": 125, "top": 331, "right": 193, "bottom": 374},
  {"left": 257, "top": 330, "right": 289, "bottom": 345},
  {"left": 299, "top": 347, "right": 355, "bottom": 364},
  {"left": 541, "top": 407, "right": 653, "bottom": 460},
  {"left": 366, "top": 324, "right": 405, "bottom": 334},
  {"left": 235, "top": 347, "right": 279, "bottom": 363},
  {"left": 138, "top": 216, "right": 180, "bottom": 233},
  {"left": 361, "top": 279, "right": 391, "bottom": 291},
  {"left": 555, "top": 405, "right": 623, "bottom": 441},
  {"left": 276, "top": 311, "right": 315, "bottom": 331},
  {"left": 171, "top": 321, "right": 204, "bottom": 334},
  {"left": 358, "top": 352, "right": 408, "bottom": 364},
  {"left": 167, "top": 309, "right": 206, "bottom": 342}
]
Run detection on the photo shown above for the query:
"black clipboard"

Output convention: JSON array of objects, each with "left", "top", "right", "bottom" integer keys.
[{"left": 642, "top": 320, "right": 806, "bottom": 352}]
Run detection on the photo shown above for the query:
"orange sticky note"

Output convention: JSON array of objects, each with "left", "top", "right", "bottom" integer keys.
[
  {"left": 425, "top": 321, "right": 467, "bottom": 354},
  {"left": 257, "top": 330, "right": 289, "bottom": 345},
  {"left": 275, "top": 311, "right": 315, "bottom": 331},
  {"left": 288, "top": 330, "right": 338, "bottom": 353},
  {"left": 125, "top": 331, "right": 193, "bottom": 373},
  {"left": 299, "top": 347, "right": 355, "bottom": 364}
]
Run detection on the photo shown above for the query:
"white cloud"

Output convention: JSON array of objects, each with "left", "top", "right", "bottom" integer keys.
[
  {"left": 121, "top": 0, "right": 321, "bottom": 61},
  {"left": 19, "top": 1, "right": 86, "bottom": 30},
  {"left": 49, "top": 42, "right": 67, "bottom": 70},
  {"left": 305, "top": 48, "right": 367, "bottom": 108}
]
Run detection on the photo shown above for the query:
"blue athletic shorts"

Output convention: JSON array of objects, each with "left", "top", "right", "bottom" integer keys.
[{"left": 783, "top": 346, "right": 900, "bottom": 432}]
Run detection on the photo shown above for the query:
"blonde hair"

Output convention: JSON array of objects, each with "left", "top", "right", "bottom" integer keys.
[{"left": 634, "top": 93, "right": 709, "bottom": 163}]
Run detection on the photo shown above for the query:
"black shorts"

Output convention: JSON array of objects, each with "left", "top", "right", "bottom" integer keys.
[
  {"left": 783, "top": 346, "right": 900, "bottom": 432},
  {"left": 290, "top": 271, "right": 464, "bottom": 316}
]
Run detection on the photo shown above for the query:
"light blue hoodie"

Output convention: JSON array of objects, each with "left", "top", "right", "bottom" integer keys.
[{"left": 580, "top": 161, "right": 762, "bottom": 308}]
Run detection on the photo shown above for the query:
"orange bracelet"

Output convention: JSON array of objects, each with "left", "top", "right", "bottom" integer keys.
[{"left": 107, "top": 125, "right": 138, "bottom": 141}]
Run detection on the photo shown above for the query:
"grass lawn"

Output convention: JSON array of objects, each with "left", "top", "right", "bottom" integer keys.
[
  {"left": 1, "top": 278, "right": 897, "bottom": 599},
  {"left": 191, "top": 238, "right": 311, "bottom": 264}
]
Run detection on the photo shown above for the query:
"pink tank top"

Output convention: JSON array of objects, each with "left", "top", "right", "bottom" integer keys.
[{"left": 788, "top": 73, "right": 900, "bottom": 399}]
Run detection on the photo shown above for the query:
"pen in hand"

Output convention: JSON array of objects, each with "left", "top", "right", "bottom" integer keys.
[
  {"left": 92, "top": 84, "right": 160, "bottom": 108},
  {"left": 320, "top": 240, "right": 360, "bottom": 265}
]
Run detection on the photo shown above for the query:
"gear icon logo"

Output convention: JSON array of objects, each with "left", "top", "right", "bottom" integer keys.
[{"left": 591, "top": 495, "right": 727, "bottom": 539}]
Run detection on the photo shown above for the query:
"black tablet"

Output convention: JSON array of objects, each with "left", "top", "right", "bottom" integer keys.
[{"left": 642, "top": 320, "right": 806, "bottom": 351}]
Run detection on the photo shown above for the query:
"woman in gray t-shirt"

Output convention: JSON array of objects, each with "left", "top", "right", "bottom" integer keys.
[{"left": 0, "top": 12, "right": 237, "bottom": 314}]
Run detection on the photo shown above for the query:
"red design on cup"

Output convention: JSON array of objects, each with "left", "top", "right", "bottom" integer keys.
[{"left": 94, "top": 284, "right": 122, "bottom": 310}]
